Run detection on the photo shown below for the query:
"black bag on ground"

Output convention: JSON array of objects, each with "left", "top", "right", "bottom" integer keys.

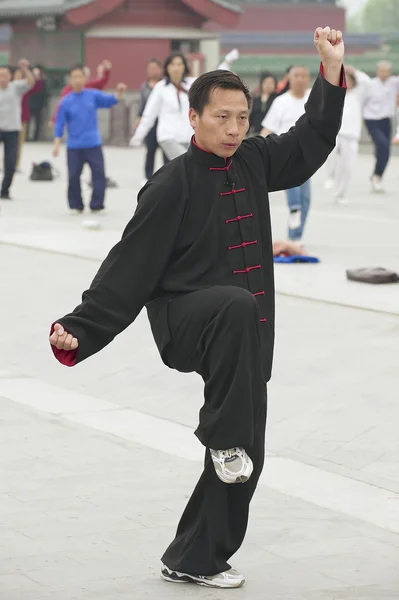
[
  {"left": 346, "top": 267, "right": 399, "bottom": 284},
  {"left": 29, "top": 161, "right": 58, "bottom": 182}
]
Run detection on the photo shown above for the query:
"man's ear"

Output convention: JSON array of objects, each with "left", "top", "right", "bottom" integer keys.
[{"left": 189, "top": 107, "right": 197, "bottom": 129}]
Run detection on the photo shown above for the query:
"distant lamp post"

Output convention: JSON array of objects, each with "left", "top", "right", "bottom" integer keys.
[{"left": 36, "top": 16, "right": 57, "bottom": 32}]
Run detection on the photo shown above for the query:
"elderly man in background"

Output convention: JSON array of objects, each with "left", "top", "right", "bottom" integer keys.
[
  {"left": 0, "top": 59, "right": 34, "bottom": 199},
  {"left": 363, "top": 60, "right": 399, "bottom": 192}
]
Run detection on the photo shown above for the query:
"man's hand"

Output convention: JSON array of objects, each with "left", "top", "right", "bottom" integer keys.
[
  {"left": 115, "top": 83, "right": 127, "bottom": 100},
  {"left": 314, "top": 27, "right": 344, "bottom": 86},
  {"left": 50, "top": 323, "right": 79, "bottom": 351},
  {"left": 52, "top": 139, "right": 61, "bottom": 157},
  {"left": 18, "top": 58, "right": 30, "bottom": 70},
  {"left": 102, "top": 60, "right": 112, "bottom": 70},
  {"left": 392, "top": 136, "right": 399, "bottom": 145}
]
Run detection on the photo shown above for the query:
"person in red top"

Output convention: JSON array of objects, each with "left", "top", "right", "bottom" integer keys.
[
  {"left": 13, "top": 64, "right": 42, "bottom": 170},
  {"left": 49, "top": 60, "right": 112, "bottom": 126}
]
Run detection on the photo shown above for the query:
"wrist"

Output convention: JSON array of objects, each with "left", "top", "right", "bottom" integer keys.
[{"left": 321, "top": 62, "right": 342, "bottom": 86}]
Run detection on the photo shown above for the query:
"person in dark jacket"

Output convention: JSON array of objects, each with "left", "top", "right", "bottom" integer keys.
[
  {"left": 28, "top": 66, "right": 47, "bottom": 141},
  {"left": 249, "top": 71, "right": 277, "bottom": 134},
  {"left": 133, "top": 58, "right": 166, "bottom": 182},
  {"left": 49, "top": 27, "right": 345, "bottom": 590}
]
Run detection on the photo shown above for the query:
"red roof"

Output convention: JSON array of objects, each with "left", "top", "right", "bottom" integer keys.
[{"left": 66, "top": 0, "right": 240, "bottom": 27}]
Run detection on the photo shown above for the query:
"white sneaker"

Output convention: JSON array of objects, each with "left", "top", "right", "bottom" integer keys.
[
  {"left": 161, "top": 565, "right": 245, "bottom": 588},
  {"left": 68, "top": 209, "right": 84, "bottom": 216},
  {"left": 210, "top": 447, "right": 253, "bottom": 484},
  {"left": 288, "top": 209, "right": 301, "bottom": 231},
  {"left": 324, "top": 178, "right": 334, "bottom": 190},
  {"left": 371, "top": 175, "right": 384, "bottom": 193}
]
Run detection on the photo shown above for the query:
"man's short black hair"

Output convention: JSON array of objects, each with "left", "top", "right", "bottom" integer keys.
[
  {"left": 69, "top": 64, "right": 85, "bottom": 75},
  {"left": 148, "top": 57, "right": 161, "bottom": 66},
  {"left": 189, "top": 70, "right": 251, "bottom": 116}
]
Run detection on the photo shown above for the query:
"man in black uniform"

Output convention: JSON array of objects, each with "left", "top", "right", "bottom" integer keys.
[{"left": 50, "top": 27, "right": 346, "bottom": 589}]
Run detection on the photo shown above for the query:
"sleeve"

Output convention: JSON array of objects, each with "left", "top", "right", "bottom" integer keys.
[
  {"left": 50, "top": 172, "right": 185, "bottom": 366},
  {"left": 86, "top": 69, "right": 111, "bottom": 90},
  {"left": 131, "top": 83, "right": 163, "bottom": 144},
  {"left": 249, "top": 69, "right": 346, "bottom": 193},
  {"left": 354, "top": 69, "right": 371, "bottom": 99},
  {"left": 137, "top": 85, "right": 148, "bottom": 118},
  {"left": 54, "top": 99, "right": 67, "bottom": 139},
  {"left": 93, "top": 90, "right": 119, "bottom": 109},
  {"left": 261, "top": 98, "right": 281, "bottom": 133},
  {"left": 13, "top": 80, "right": 30, "bottom": 95}
]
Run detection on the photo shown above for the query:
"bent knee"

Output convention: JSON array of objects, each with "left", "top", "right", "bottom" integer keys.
[{"left": 219, "top": 286, "right": 259, "bottom": 317}]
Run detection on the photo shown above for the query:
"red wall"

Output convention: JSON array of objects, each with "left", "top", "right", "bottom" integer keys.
[
  {"left": 84, "top": 37, "right": 170, "bottom": 89},
  {"left": 92, "top": 0, "right": 204, "bottom": 28},
  {"left": 205, "top": 4, "right": 345, "bottom": 33}
]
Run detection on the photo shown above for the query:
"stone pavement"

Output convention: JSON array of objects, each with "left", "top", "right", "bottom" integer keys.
[{"left": 0, "top": 143, "right": 399, "bottom": 600}]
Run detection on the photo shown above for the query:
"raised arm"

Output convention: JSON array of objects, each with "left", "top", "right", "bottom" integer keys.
[
  {"left": 252, "top": 27, "right": 346, "bottom": 193},
  {"left": 49, "top": 172, "right": 185, "bottom": 366},
  {"left": 86, "top": 60, "right": 112, "bottom": 90},
  {"left": 14, "top": 58, "right": 35, "bottom": 94},
  {"left": 94, "top": 84, "right": 126, "bottom": 109}
]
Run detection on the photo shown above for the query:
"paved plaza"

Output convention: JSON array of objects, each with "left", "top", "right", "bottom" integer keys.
[{"left": 0, "top": 142, "right": 399, "bottom": 600}]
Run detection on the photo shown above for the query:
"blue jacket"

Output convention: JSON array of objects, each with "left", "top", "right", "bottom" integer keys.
[{"left": 55, "top": 88, "right": 118, "bottom": 149}]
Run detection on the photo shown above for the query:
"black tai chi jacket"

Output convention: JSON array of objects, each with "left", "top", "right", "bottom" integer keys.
[{"left": 52, "top": 72, "right": 346, "bottom": 381}]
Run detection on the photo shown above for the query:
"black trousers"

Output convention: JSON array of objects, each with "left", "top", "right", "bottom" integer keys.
[
  {"left": 144, "top": 124, "right": 168, "bottom": 180},
  {"left": 67, "top": 146, "right": 106, "bottom": 210},
  {"left": 160, "top": 286, "right": 267, "bottom": 576},
  {"left": 28, "top": 108, "right": 43, "bottom": 142},
  {"left": 0, "top": 130, "right": 19, "bottom": 196}
]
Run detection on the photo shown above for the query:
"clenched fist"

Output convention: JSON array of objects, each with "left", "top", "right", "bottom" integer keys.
[
  {"left": 50, "top": 323, "right": 79, "bottom": 351},
  {"left": 314, "top": 27, "right": 344, "bottom": 66}
]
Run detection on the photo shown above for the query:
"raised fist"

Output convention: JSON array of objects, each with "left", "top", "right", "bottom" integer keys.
[
  {"left": 102, "top": 60, "right": 112, "bottom": 70},
  {"left": 314, "top": 27, "right": 344, "bottom": 66},
  {"left": 18, "top": 58, "right": 30, "bottom": 70},
  {"left": 49, "top": 323, "right": 79, "bottom": 351}
]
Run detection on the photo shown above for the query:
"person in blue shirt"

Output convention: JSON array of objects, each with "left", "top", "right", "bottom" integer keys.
[{"left": 53, "top": 65, "right": 126, "bottom": 214}]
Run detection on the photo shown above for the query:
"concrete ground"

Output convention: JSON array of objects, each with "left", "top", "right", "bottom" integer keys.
[{"left": 0, "top": 142, "right": 399, "bottom": 600}]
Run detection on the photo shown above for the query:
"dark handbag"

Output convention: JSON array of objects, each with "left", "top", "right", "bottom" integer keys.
[
  {"left": 346, "top": 267, "right": 399, "bottom": 284},
  {"left": 29, "top": 161, "right": 58, "bottom": 182}
]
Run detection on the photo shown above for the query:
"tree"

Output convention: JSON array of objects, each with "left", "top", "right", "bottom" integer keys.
[{"left": 361, "top": 0, "right": 399, "bottom": 32}]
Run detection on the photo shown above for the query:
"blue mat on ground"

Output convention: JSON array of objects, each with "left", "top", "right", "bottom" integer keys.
[{"left": 273, "top": 254, "right": 320, "bottom": 264}]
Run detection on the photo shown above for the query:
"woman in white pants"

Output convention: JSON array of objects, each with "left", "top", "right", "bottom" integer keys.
[
  {"left": 325, "top": 66, "right": 370, "bottom": 204},
  {"left": 130, "top": 50, "right": 239, "bottom": 162}
]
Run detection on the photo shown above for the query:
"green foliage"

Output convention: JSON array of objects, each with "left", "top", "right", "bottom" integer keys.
[{"left": 361, "top": 0, "right": 399, "bottom": 32}]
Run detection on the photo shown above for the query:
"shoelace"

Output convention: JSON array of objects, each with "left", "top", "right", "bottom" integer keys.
[{"left": 219, "top": 447, "right": 239, "bottom": 460}]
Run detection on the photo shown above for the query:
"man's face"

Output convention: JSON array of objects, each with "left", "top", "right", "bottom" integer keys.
[
  {"left": 147, "top": 61, "right": 162, "bottom": 81},
  {"left": 376, "top": 63, "right": 392, "bottom": 82},
  {"left": 0, "top": 67, "right": 11, "bottom": 88},
  {"left": 69, "top": 69, "right": 86, "bottom": 92},
  {"left": 189, "top": 87, "right": 249, "bottom": 158},
  {"left": 289, "top": 67, "right": 310, "bottom": 96}
]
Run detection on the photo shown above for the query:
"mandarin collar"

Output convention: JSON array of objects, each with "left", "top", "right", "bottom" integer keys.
[{"left": 187, "top": 137, "right": 233, "bottom": 169}]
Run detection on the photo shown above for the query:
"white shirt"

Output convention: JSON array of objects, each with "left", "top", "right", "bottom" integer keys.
[
  {"left": 261, "top": 89, "right": 311, "bottom": 135},
  {"left": 0, "top": 79, "right": 30, "bottom": 131},
  {"left": 363, "top": 75, "right": 399, "bottom": 120},
  {"left": 132, "top": 77, "right": 196, "bottom": 146},
  {"left": 339, "top": 69, "right": 370, "bottom": 140}
]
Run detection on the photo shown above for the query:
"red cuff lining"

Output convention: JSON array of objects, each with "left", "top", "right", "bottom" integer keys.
[
  {"left": 319, "top": 63, "right": 346, "bottom": 89},
  {"left": 50, "top": 322, "right": 78, "bottom": 367}
]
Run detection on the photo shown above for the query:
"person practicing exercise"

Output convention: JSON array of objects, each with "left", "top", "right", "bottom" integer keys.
[
  {"left": 49, "top": 28, "right": 346, "bottom": 590},
  {"left": 53, "top": 65, "right": 126, "bottom": 214}
]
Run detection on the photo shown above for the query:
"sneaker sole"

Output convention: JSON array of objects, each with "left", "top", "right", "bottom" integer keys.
[{"left": 161, "top": 569, "right": 245, "bottom": 589}]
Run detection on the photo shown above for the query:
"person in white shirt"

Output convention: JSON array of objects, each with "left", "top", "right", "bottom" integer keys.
[
  {"left": 130, "top": 50, "right": 239, "bottom": 161},
  {"left": 363, "top": 60, "right": 399, "bottom": 192},
  {"left": 261, "top": 66, "right": 311, "bottom": 241},
  {"left": 324, "top": 66, "right": 370, "bottom": 204}
]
